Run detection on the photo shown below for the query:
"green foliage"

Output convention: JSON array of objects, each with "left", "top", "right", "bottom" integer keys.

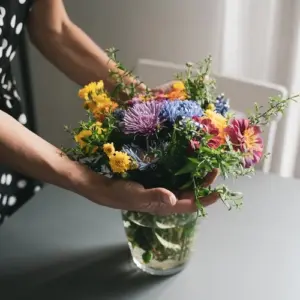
[
  {"left": 176, "top": 56, "right": 217, "bottom": 107},
  {"left": 248, "top": 94, "right": 300, "bottom": 126}
]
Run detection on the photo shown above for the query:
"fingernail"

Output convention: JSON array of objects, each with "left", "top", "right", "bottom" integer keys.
[{"left": 166, "top": 194, "right": 177, "bottom": 206}]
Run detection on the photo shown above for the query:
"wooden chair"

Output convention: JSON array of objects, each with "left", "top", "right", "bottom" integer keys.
[{"left": 136, "top": 58, "right": 288, "bottom": 173}]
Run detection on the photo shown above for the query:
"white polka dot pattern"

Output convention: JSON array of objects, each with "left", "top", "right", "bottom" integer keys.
[
  {"left": 6, "top": 99, "right": 12, "bottom": 108},
  {"left": 9, "top": 51, "right": 16, "bottom": 61},
  {"left": 15, "top": 22, "right": 23, "bottom": 34},
  {"left": 2, "top": 38, "right": 7, "bottom": 49},
  {"left": 17, "top": 180, "right": 27, "bottom": 188},
  {"left": 2, "top": 195, "right": 7, "bottom": 205},
  {"left": 0, "top": 0, "right": 41, "bottom": 226},
  {"left": 1, "top": 174, "right": 6, "bottom": 185},
  {"left": 0, "top": 7, "right": 6, "bottom": 27},
  {"left": 5, "top": 45, "right": 12, "bottom": 57},
  {"left": 8, "top": 196, "right": 17, "bottom": 206},
  {"left": 18, "top": 113, "right": 27, "bottom": 124},
  {"left": 10, "top": 15, "right": 16, "bottom": 28},
  {"left": 34, "top": 186, "right": 41, "bottom": 193}
]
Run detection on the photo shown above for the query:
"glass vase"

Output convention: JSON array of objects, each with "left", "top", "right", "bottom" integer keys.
[{"left": 122, "top": 210, "right": 199, "bottom": 276}]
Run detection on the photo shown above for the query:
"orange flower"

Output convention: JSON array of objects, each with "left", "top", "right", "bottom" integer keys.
[
  {"left": 204, "top": 109, "right": 228, "bottom": 144},
  {"left": 166, "top": 90, "right": 187, "bottom": 100},
  {"left": 84, "top": 100, "right": 118, "bottom": 121},
  {"left": 165, "top": 81, "right": 187, "bottom": 100}
]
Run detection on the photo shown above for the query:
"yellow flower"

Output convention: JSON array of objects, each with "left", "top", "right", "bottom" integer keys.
[
  {"left": 103, "top": 143, "right": 115, "bottom": 157},
  {"left": 74, "top": 130, "right": 92, "bottom": 148},
  {"left": 207, "top": 103, "right": 216, "bottom": 111},
  {"left": 74, "top": 122, "right": 104, "bottom": 153},
  {"left": 172, "top": 81, "right": 185, "bottom": 91},
  {"left": 74, "top": 129, "right": 98, "bottom": 153},
  {"left": 109, "top": 151, "right": 131, "bottom": 173},
  {"left": 92, "top": 93, "right": 111, "bottom": 105},
  {"left": 205, "top": 109, "right": 228, "bottom": 142},
  {"left": 78, "top": 81, "right": 104, "bottom": 100},
  {"left": 91, "top": 121, "right": 104, "bottom": 134}
]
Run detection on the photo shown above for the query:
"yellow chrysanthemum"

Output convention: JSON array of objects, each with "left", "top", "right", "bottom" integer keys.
[
  {"left": 103, "top": 143, "right": 115, "bottom": 157},
  {"left": 74, "top": 129, "right": 98, "bottom": 153},
  {"left": 91, "top": 121, "right": 105, "bottom": 134},
  {"left": 172, "top": 81, "right": 185, "bottom": 91},
  {"left": 74, "top": 130, "right": 92, "bottom": 148},
  {"left": 78, "top": 81, "right": 104, "bottom": 100},
  {"left": 92, "top": 93, "right": 111, "bottom": 105},
  {"left": 205, "top": 109, "right": 228, "bottom": 142},
  {"left": 109, "top": 151, "right": 131, "bottom": 173},
  {"left": 74, "top": 122, "right": 104, "bottom": 153}
]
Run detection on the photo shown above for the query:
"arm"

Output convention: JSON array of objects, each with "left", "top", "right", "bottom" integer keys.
[
  {"left": 27, "top": 0, "right": 145, "bottom": 93},
  {"left": 0, "top": 110, "right": 101, "bottom": 196}
]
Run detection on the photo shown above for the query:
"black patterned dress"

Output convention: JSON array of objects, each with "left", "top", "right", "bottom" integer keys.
[{"left": 0, "top": 0, "right": 42, "bottom": 225}]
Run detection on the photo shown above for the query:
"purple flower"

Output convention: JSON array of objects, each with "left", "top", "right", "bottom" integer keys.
[{"left": 123, "top": 100, "right": 164, "bottom": 135}]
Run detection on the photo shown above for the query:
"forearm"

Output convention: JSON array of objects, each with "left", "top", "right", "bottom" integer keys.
[
  {"left": 0, "top": 110, "right": 102, "bottom": 195},
  {"left": 29, "top": 20, "right": 142, "bottom": 93}
]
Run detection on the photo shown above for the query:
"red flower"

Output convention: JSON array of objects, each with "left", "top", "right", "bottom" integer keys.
[
  {"left": 192, "top": 117, "right": 223, "bottom": 149},
  {"left": 225, "top": 119, "right": 263, "bottom": 168},
  {"left": 188, "top": 139, "right": 200, "bottom": 153}
]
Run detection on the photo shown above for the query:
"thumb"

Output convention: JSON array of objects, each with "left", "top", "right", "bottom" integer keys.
[{"left": 140, "top": 187, "right": 177, "bottom": 214}]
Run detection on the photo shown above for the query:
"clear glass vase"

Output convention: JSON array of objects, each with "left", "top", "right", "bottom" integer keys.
[{"left": 122, "top": 210, "right": 199, "bottom": 276}]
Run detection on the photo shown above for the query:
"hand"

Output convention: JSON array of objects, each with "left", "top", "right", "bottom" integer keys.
[
  {"left": 152, "top": 81, "right": 177, "bottom": 94},
  {"left": 80, "top": 168, "right": 219, "bottom": 215}
]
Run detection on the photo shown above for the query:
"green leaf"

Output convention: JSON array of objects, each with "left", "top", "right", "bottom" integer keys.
[
  {"left": 187, "top": 157, "right": 200, "bottom": 164},
  {"left": 175, "top": 160, "right": 197, "bottom": 175},
  {"left": 179, "top": 180, "right": 193, "bottom": 190}
]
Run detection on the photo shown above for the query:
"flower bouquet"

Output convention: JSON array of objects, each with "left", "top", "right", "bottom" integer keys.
[{"left": 63, "top": 49, "right": 297, "bottom": 276}]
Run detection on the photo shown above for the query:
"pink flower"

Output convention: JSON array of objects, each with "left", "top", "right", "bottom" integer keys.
[
  {"left": 192, "top": 117, "right": 223, "bottom": 149},
  {"left": 225, "top": 119, "right": 263, "bottom": 168},
  {"left": 189, "top": 139, "right": 200, "bottom": 151}
]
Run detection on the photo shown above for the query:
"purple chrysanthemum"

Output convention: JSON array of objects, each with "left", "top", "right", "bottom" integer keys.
[
  {"left": 123, "top": 100, "right": 164, "bottom": 135},
  {"left": 160, "top": 100, "right": 203, "bottom": 123}
]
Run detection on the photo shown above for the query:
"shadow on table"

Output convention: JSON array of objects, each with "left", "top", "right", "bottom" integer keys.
[{"left": 1, "top": 245, "right": 172, "bottom": 300}]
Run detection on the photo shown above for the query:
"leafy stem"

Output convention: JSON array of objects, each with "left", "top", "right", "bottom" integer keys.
[{"left": 249, "top": 94, "right": 300, "bottom": 126}]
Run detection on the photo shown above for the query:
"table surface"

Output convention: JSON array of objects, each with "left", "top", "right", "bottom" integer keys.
[{"left": 1, "top": 172, "right": 300, "bottom": 300}]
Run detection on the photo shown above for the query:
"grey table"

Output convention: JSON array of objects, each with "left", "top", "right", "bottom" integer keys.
[{"left": 1, "top": 172, "right": 300, "bottom": 300}]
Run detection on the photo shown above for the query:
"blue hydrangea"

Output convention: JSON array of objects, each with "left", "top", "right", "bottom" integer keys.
[
  {"left": 160, "top": 100, "right": 203, "bottom": 123},
  {"left": 215, "top": 93, "right": 230, "bottom": 116}
]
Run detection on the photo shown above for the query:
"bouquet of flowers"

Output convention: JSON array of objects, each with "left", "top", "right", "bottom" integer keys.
[{"left": 63, "top": 49, "right": 297, "bottom": 275}]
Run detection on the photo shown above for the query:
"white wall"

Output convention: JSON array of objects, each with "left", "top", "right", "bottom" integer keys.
[{"left": 28, "top": 0, "right": 224, "bottom": 147}]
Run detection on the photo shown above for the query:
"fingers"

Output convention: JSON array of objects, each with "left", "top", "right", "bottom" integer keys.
[
  {"left": 138, "top": 187, "right": 177, "bottom": 214},
  {"left": 177, "top": 190, "right": 219, "bottom": 209},
  {"left": 140, "top": 187, "right": 219, "bottom": 215},
  {"left": 199, "top": 192, "right": 219, "bottom": 207},
  {"left": 152, "top": 81, "right": 176, "bottom": 94},
  {"left": 202, "top": 168, "right": 219, "bottom": 187},
  {"left": 166, "top": 192, "right": 219, "bottom": 214}
]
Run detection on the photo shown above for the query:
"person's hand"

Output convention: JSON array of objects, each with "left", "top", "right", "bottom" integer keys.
[
  {"left": 80, "top": 168, "right": 219, "bottom": 215},
  {"left": 152, "top": 81, "right": 177, "bottom": 94}
]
